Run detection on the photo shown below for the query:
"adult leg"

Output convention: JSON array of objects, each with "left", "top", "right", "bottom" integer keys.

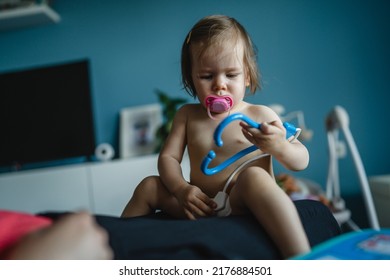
[
  {"left": 229, "top": 167, "right": 310, "bottom": 258},
  {"left": 121, "top": 176, "right": 185, "bottom": 218}
]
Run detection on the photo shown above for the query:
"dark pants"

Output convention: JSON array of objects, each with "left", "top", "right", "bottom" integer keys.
[{"left": 41, "top": 200, "right": 341, "bottom": 259}]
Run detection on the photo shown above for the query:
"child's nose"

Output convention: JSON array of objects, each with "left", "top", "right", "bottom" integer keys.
[{"left": 213, "top": 76, "right": 227, "bottom": 93}]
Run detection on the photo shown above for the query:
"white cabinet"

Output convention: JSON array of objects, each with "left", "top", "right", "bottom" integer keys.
[
  {"left": 0, "top": 155, "right": 160, "bottom": 217},
  {"left": 369, "top": 175, "right": 390, "bottom": 227},
  {"left": 0, "top": 165, "right": 91, "bottom": 214},
  {"left": 89, "top": 154, "right": 159, "bottom": 216},
  {"left": 0, "top": 154, "right": 191, "bottom": 217}
]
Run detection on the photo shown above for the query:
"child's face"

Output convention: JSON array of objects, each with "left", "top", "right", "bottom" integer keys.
[{"left": 191, "top": 40, "right": 250, "bottom": 111}]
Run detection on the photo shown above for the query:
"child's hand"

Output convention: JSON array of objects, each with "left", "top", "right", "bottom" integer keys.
[
  {"left": 9, "top": 211, "right": 113, "bottom": 260},
  {"left": 176, "top": 184, "right": 217, "bottom": 220},
  {"left": 240, "top": 120, "right": 286, "bottom": 155}
]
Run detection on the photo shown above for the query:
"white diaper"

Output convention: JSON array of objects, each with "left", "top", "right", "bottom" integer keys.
[{"left": 213, "top": 191, "right": 232, "bottom": 217}]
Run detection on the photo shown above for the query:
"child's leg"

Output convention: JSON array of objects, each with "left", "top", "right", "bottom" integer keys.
[
  {"left": 229, "top": 167, "right": 310, "bottom": 258},
  {"left": 121, "top": 176, "right": 184, "bottom": 218}
]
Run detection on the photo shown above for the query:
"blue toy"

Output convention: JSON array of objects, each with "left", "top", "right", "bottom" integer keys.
[
  {"left": 201, "top": 113, "right": 301, "bottom": 176},
  {"left": 295, "top": 229, "right": 390, "bottom": 260}
]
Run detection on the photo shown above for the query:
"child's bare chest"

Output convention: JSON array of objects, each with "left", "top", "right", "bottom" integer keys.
[{"left": 187, "top": 118, "right": 249, "bottom": 158}]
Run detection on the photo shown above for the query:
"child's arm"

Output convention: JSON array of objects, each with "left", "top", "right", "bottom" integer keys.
[
  {"left": 158, "top": 106, "right": 216, "bottom": 219},
  {"left": 240, "top": 108, "right": 309, "bottom": 171},
  {"left": 257, "top": 121, "right": 309, "bottom": 171}
]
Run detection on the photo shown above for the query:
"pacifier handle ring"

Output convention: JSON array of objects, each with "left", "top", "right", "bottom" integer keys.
[{"left": 207, "top": 105, "right": 217, "bottom": 120}]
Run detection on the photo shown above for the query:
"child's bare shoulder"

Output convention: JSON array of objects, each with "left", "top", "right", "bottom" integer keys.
[
  {"left": 245, "top": 103, "right": 280, "bottom": 121},
  {"left": 175, "top": 103, "right": 203, "bottom": 117}
]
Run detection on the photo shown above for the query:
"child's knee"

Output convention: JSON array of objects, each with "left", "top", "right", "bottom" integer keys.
[
  {"left": 236, "top": 167, "right": 274, "bottom": 191},
  {"left": 133, "top": 176, "right": 161, "bottom": 198},
  {"left": 238, "top": 166, "right": 269, "bottom": 183}
]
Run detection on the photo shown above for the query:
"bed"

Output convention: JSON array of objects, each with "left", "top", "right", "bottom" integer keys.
[{"left": 42, "top": 199, "right": 341, "bottom": 259}]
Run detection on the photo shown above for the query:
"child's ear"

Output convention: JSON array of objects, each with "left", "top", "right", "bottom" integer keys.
[
  {"left": 245, "top": 75, "right": 251, "bottom": 87},
  {"left": 244, "top": 68, "right": 251, "bottom": 87}
]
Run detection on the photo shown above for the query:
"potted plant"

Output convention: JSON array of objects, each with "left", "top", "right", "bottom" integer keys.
[{"left": 155, "top": 89, "right": 187, "bottom": 152}]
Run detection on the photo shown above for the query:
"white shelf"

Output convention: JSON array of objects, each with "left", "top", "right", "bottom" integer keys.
[
  {"left": 0, "top": 155, "right": 164, "bottom": 216},
  {"left": 0, "top": 4, "right": 60, "bottom": 31}
]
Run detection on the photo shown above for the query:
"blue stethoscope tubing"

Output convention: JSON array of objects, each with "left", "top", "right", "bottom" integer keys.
[{"left": 201, "top": 113, "right": 301, "bottom": 177}]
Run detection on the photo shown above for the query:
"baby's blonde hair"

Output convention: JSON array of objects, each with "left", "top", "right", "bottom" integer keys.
[{"left": 181, "top": 15, "right": 261, "bottom": 98}]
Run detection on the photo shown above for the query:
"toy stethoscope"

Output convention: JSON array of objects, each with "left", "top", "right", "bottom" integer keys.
[
  {"left": 201, "top": 113, "right": 301, "bottom": 216},
  {"left": 201, "top": 113, "right": 301, "bottom": 176},
  {"left": 200, "top": 113, "right": 301, "bottom": 216}
]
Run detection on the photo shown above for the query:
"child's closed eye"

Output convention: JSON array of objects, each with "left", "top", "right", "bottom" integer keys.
[
  {"left": 200, "top": 75, "right": 213, "bottom": 80},
  {"left": 226, "top": 72, "right": 241, "bottom": 78}
]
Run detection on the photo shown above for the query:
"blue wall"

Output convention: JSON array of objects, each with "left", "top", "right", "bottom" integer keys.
[{"left": 1, "top": 0, "right": 389, "bottom": 200}]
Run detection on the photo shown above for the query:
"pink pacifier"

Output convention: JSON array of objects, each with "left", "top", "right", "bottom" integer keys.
[{"left": 205, "top": 96, "right": 234, "bottom": 120}]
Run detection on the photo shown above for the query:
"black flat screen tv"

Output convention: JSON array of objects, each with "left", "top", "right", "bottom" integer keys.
[{"left": 0, "top": 59, "right": 96, "bottom": 169}]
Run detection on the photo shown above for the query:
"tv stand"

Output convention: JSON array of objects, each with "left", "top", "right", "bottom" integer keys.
[{"left": 0, "top": 154, "right": 190, "bottom": 217}]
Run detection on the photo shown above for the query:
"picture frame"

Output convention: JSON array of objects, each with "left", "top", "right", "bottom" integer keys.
[{"left": 119, "top": 104, "right": 162, "bottom": 159}]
